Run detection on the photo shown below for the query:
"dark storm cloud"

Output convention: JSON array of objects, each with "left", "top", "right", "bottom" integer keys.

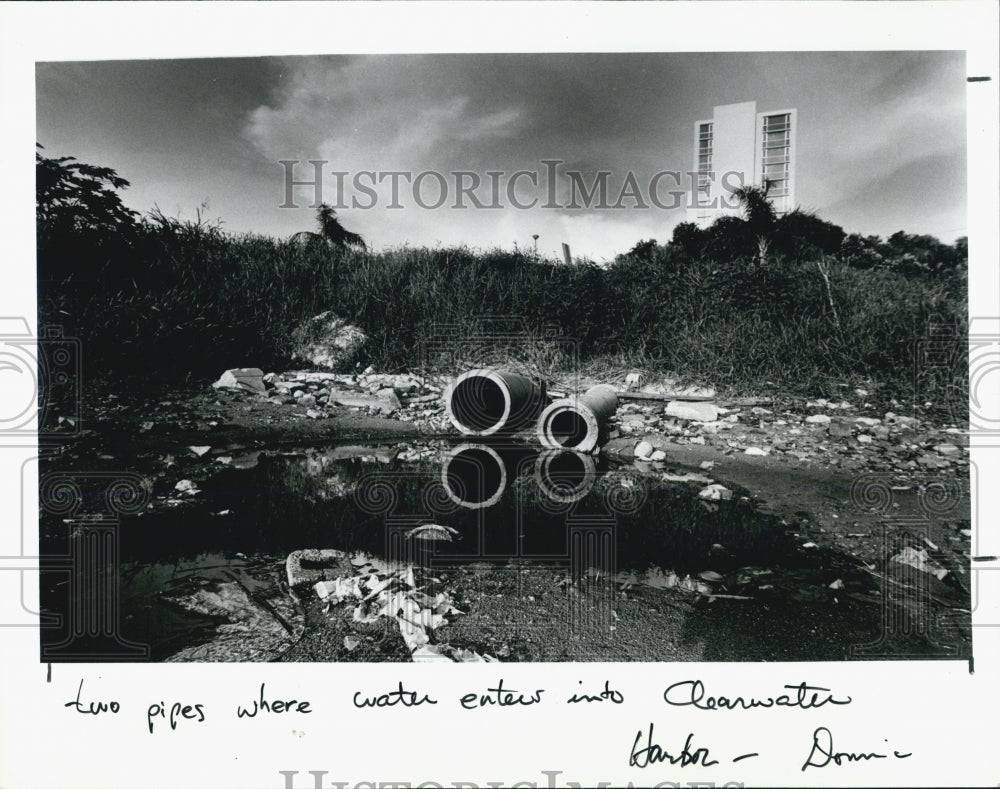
[{"left": 35, "top": 51, "right": 967, "bottom": 259}]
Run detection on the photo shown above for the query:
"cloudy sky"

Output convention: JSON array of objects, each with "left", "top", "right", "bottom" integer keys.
[{"left": 36, "top": 51, "right": 967, "bottom": 261}]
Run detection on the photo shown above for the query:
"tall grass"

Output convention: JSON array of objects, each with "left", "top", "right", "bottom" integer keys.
[{"left": 37, "top": 219, "right": 967, "bottom": 399}]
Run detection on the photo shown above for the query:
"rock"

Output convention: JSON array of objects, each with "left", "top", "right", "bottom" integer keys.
[
  {"left": 376, "top": 388, "right": 402, "bottom": 410},
  {"left": 857, "top": 434, "right": 873, "bottom": 444},
  {"left": 664, "top": 401, "right": 719, "bottom": 422},
  {"left": 891, "top": 546, "right": 948, "bottom": 580},
  {"left": 298, "top": 393, "right": 317, "bottom": 407},
  {"left": 330, "top": 389, "right": 400, "bottom": 414},
  {"left": 917, "top": 454, "right": 947, "bottom": 469},
  {"left": 885, "top": 412, "right": 918, "bottom": 428},
  {"left": 699, "top": 461, "right": 715, "bottom": 470},
  {"left": 212, "top": 367, "right": 266, "bottom": 393},
  {"left": 174, "top": 479, "right": 199, "bottom": 495},
  {"left": 699, "top": 483, "right": 732, "bottom": 501},
  {"left": 744, "top": 447, "right": 769, "bottom": 456},
  {"left": 828, "top": 420, "right": 853, "bottom": 438},
  {"left": 934, "top": 443, "right": 960, "bottom": 456},
  {"left": 634, "top": 440, "right": 654, "bottom": 459},
  {"left": 855, "top": 417, "right": 881, "bottom": 427},
  {"left": 649, "top": 449, "right": 667, "bottom": 461},
  {"left": 290, "top": 311, "right": 367, "bottom": 371},
  {"left": 805, "top": 414, "right": 831, "bottom": 424}
]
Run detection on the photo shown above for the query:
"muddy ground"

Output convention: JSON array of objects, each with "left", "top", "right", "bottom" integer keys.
[{"left": 39, "top": 370, "right": 972, "bottom": 663}]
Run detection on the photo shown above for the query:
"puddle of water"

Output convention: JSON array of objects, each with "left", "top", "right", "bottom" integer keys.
[{"left": 37, "top": 440, "right": 922, "bottom": 660}]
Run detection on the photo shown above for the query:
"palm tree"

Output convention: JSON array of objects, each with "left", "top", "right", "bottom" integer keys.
[
  {"left": 733, "top": 182, "right": 776, "bottom": 267},
  {"left": 291, "top": 203, "right": 366, "bottom": 250}
]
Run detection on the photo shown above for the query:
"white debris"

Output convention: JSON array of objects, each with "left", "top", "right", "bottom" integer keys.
[
  {"left": 664, "top": 401, "right": 719, "bottom": 422},
  {"left": 699, "top": 483, "right": 733, "bottom": 501},
  {"left": 891, "top": 546, "right": 949, "bottom": 580}
]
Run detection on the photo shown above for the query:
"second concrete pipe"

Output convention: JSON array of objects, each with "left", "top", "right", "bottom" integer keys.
[{"left": 537, "top": 384, "right": 619, "bottom": 453}]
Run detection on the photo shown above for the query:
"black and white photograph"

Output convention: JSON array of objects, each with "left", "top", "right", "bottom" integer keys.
[
  {"left": 34, "top": 48, "right": 973, "bottom": 664},
  {"left": 2, "top": 3, "right": 998, "bottom": 788}
]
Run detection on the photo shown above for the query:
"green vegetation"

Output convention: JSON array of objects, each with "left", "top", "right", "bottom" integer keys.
[{"left": 37, "top": 148, "right": 967, "bottom": 399}]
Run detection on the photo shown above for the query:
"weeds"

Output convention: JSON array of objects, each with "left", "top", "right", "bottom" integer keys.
[{"left": 38, "top": 218, "right": 967, "bottom": 400}]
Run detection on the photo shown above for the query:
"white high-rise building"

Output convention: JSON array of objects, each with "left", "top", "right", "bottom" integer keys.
[{"left": 688, "top": 101, "right": 797, "bottom": 227}]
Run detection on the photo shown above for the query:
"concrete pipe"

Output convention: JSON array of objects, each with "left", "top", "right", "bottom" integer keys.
[
  {"left": 537, "top": 384, "right": 619, "bottom": 453},
  {"left": 441, "top": 443, "right": 507, "bottom": 509},
  {"left": 534, "top": 449, "right": 597, "bottom": 504},
  {"left": 445, "top": 369, "right": 546, "bottom": 436}
]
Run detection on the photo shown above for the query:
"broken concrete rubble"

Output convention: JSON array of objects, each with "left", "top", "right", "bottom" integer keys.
[
  {"left": 212, "top": 367, "right": 266, "bottom": 393},
  {"left": 664, "top": 400, "right": 719, "bottom": 422}
]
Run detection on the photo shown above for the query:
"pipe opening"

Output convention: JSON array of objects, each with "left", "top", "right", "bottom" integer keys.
[
  {"left": 548, "top": 409, "right": 590, "bottom": 448},
  {"left": 536, "top": 449, "right": 597, "bottom": 503},
  {"left": 449, "top": 377, "right": 507, "bottom": 432},
  {"left": 443, "top": 446, "right": 505, "bottom": 507},
  {"left": 545, "top": 451, "right": 588, "bottom": 489}
]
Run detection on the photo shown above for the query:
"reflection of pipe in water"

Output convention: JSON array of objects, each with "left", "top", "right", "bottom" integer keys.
[
  {"left": 441, "top": 443, "right": 507, "bottom": 509},
  {"left": 535, "top": 449, "right": 597, "bottom": 504},
  {"left": 537, "top": 384, "right": 619, "bottom": 453},
  {"left": 445, "top": 369, "right": 545, "bottom": 436}
]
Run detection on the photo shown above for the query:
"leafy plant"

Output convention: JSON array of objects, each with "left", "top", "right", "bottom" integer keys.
[{"left": 36, "top": 144, "right": 138, "bottom": 236}]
